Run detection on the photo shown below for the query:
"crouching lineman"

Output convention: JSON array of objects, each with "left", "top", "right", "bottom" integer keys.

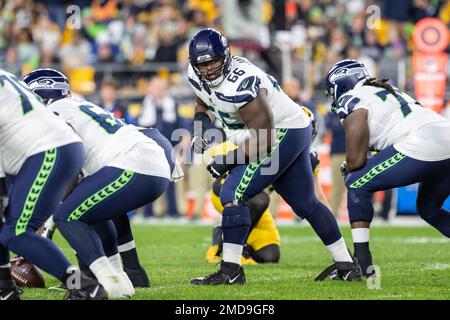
[
  {"left": 23, "top": 69, "right": 183, "bottom": 298},
  {"left": 325, "top": 59, "right": 450, "bottom": 276},
  {"left": 0, "top": 69, "right": 107, "bottom": 300},
  {"left": 206, "top": 108, "right": 329, "bottom": 265},
  {"left": 188, "top": 28, "right": 361, "bottom": 285}
]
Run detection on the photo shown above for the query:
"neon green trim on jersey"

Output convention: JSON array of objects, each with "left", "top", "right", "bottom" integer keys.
[
  {"left": 349, "top": 152, "right": 406, "bottom": 189},
  {"left": 234, "top": 129, "right": 288, "bottom": 201},
  {"left": 67, "top": 170, "right": 135, "bottom": 222},
  {"left": 15, "top": 148, "right": 58, "bottom": 235}
]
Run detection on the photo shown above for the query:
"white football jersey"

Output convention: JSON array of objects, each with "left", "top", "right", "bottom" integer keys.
[
  {"left": 340, "top": 82, "right": 450, "bottom": 161},
  {"left": 0, "top": 70, "right": 81, "bottom": 177},
  {"left": 188, "top": 56, "right": 309, "bottom": 145},
  {"left": 48, "top": 98, "right": 171, "bottom": 179}
]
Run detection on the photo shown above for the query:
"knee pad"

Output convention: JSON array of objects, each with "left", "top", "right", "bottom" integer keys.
[
  {"left": 222, "top": 205, "right": 251, "bottom": 229},
  {"left": 347, "top": 188, "right": 374, "bottom": 223}
]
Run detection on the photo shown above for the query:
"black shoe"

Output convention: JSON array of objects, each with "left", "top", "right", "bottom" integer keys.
[
  {"left": 191, "top": 261, "right": 246, "bottom": 285},
  {"left": 65, "top": 273, "right": 108, "bottom": 300},
  {"left": 315, "top": 260, "right": 363, "bottom": 281},
  {"left": 124, "top": 266, "right": 150, "bottom": 288},
  {"left": 0, "top": 279, "right": 21, "bottom": 300}
]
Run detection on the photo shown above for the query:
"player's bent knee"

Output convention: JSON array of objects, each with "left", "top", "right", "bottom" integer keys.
[
  {"left": 293, "top": 197, "right": 320, "bottom": 219},
  {"left": 416, "top": 199, "right": 439, "bottom": 220},
  {"left": 252, "top": 244, "right": 280, "bottom": 263},
  {"left": 222, "top": 205, "right": 251, "bottom": 228},
  {"left": 347, "top": 188, "right": 374, "bottom": 223}
]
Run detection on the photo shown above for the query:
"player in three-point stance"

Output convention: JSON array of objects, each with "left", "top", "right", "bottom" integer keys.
[
  {"left": 325, "top": 59, "right": 450, "bottom": 276},
  {"left": 188, "top": 28, "right": 362, "bottom": 285}
]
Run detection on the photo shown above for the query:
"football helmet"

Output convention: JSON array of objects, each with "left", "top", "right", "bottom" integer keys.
[
  {"left": 189, "top": 28, "right": 232, "bottom": 88},
  {"left": 326, "top": 59, "right": 369, "bottom": 113},
  {"left": 22, "top": 68, "right": 70, "bottom": 105}
]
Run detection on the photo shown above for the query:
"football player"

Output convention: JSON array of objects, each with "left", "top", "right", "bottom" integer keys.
[
  {"left": 23, "top": 69, "right": 183, "bottom": 298},
  {"left": 0, "top": 69, "right": 106, "bottom": 300},
  {"left": 206, "top": 107, "right": 328, "bottom": 265},
  {"left": 325, "top": 59, "right": 450, "bottom": 276},
  {"left": 188, "top": 28, "right": 361, "bottom": 285}
]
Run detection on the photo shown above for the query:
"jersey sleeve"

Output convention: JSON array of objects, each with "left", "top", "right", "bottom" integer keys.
[{"left": 334, "top": 91, "right": 364, "bottom": 122}]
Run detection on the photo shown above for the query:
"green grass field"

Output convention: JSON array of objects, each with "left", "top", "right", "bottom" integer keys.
[{"left": 20, "top": 224, "right": 450, "bottom": 300}]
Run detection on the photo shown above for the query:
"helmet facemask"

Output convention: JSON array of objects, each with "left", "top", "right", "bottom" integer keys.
[{"left": 191, "top": 49, "right": 231, "bottom": 89}]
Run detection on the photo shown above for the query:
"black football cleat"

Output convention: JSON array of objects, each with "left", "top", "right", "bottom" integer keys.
[
  {"left": 191, "top": 261, "right": 246, "bottom": 285},
  {"left": 65, "top": 273, "right": 108, "bottom": 300},
  {"left": 315, "top": 260, "right": 363, "bottom": 281},
  {"left": 0, "top": 279, "right": 21, "bottom": 300},
  {"left": 124, "top": 266, "right": 150, "bottom": 288}
]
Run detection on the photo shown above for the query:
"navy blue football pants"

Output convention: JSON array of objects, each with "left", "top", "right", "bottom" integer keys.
[
  {"left": 221, "top": 127, "right": 342, "bottom": 246},
  {"left": 345, "top": 146, "right": 450, "bottom": 236},
  {"left": 0, "top": 143, "right": 84, "bottom": 279},
  {"left": 55, "top": 128, "right": 175, "bottom": 266}
]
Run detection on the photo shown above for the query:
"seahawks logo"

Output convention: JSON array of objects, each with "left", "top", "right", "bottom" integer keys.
[{"left": 38, "top": 79, "right": 54, "bottom": 85}]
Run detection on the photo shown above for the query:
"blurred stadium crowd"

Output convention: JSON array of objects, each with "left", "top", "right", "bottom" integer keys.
[{"left": 1, "top": 0, "right": 449, "bottom": 221}]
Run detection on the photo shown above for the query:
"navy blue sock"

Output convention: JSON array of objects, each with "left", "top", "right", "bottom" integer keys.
[
  {"left": 8, "top": 232, "right": 71, "bottom": 280},
  {"left": 305, "top": 202, "right": 342, "bottom": 245},
  {"left": 94, "top": 220, "right": 118, "bottom": 257},
  {"left": 55, "top": 219, "right": 105, "bottom": 267},
  {"left": 0, "top": 244, "right": 9, "bottom": 266},
  {"left": 222, "top": 206, "right": 251, "bottom": 245},
  {"left": 424, "top": 209, "right": 450, "bottom": 237},
  {"left": 112, "top": 214, "right": 134, "bottom": 246}
]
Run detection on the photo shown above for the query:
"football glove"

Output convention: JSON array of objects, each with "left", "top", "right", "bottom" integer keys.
[
  {"left": 191, "top": 112, "right": 212, "bottom": 154},
  {"left": 0, "top": 178, "right": 8, "bottom": 224},
  {"left": 207, "top": 157, "right": 236, "bottom": 179},
  {"left": 340, "top": 160, "right": 348, "bottom": 177},
  {"left": 0, "top": 195, "right": 7, "bottom": 225},
  {"left": 191, "top": 136, "right": 211, "bottom": 154}
]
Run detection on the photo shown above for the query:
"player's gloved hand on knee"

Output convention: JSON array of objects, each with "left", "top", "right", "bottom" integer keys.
[
  {"left": 207, "top": 147, "right": 249, "bottom": 178},
  {"left": 207, "top": 157, "right": 234, "bottom": 179},
  {"left": 340, "top": 161, "right": 348, "bottom": 177}
]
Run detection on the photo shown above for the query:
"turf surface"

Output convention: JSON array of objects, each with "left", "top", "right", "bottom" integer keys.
[{"left": 20, "top": 224, "right": 450, "bottom": 300}]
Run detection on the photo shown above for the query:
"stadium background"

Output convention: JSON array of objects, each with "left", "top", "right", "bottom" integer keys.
[{"left": 1, "top": 0, "right": 449, "bottom": 223}]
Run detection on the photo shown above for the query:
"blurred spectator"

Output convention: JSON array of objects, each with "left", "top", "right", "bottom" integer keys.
[
  {"left": 138, "top": 76, "right": 181, "bottom": 218},
  {"left": 59, "top": 30, "right": 93, "bottom": 69},
  {"left": 345, "top": 44, "right": 378, "bottom": 77},
  {"left": 384, "top": 23, "right": 407, "bottom": 59},
  {"left": 16, "top": 29, "right": 39, "bottom": 70},
  {"left": 282, "top": 77, "right": 315, "bottom": 114},
  {"left": 32, "top": 12, "right": 61, "bottom": 66},
  {"left": 221, "top": 0, "right": 280, "bottom": 80},
  {"left": 153, "top": 21, "right": 184, "bottom": 63},
  {"left": 361, "top": 29, "right": 384, "bottom": 62},
  {"left": 325, "top": 112, "right": 347, "bottom": 217},
  {"left": 98, "top": 77, "right": 137, "bottom": 125}
]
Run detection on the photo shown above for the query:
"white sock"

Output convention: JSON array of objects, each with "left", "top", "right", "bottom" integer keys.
[
  {"left": 89, "top": 256, "right": 118, "bottom": 280},
  {"left": 351, "top": 228, "right": 370, "bottom": 243},
  {"left": 326, "top": 237, "right": 353, "bottom": 262},
  {"left": 0, "top": 263, "right": 10, "bottom": 268},
  {"left": 118, "top": 240, "right": 135, "bottom": 253},
  {"left": 108, "top": 253, "right": 123, "bottom": 274},
  {"left": 222, "top": 243, "right": 242, "bottom": 265}
]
